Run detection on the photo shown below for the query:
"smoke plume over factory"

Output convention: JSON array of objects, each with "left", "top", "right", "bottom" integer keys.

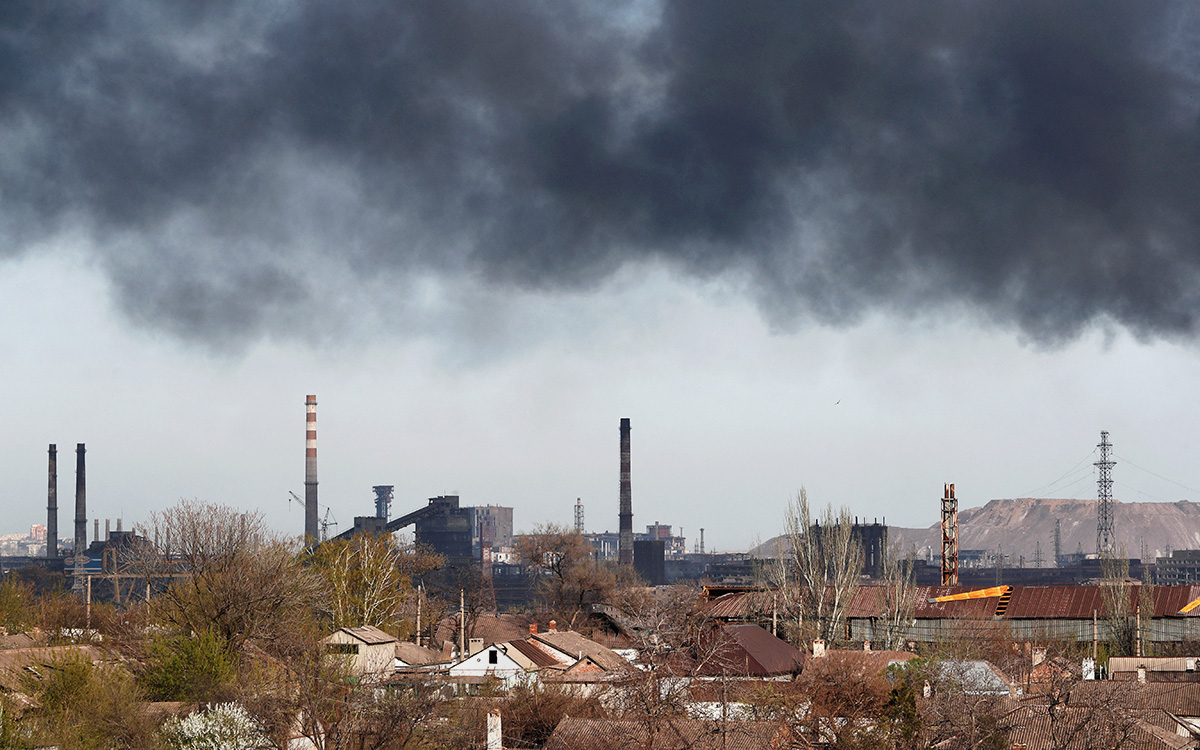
[{"left": 3, "top": 2, "right": 1200, "bottom": 348}]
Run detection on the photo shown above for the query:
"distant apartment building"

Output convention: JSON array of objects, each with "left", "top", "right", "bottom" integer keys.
[
  {"left": 470, "top": 505, "right": 514, "bottom": 553},
  {"left": 1156, "top": 549, "right": 1200, "bottom": 585}
]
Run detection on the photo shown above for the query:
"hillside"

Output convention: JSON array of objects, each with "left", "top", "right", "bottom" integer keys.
[{"left": 751, "top": 498, "right": 1200, "bottom": 563}]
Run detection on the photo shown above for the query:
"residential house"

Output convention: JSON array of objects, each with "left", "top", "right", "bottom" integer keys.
[
  {"left": 447, "top": 643, "right": 529, "bottom": 691},
  {"left": 322, "top": 626, "right": 397, "bottom": 679},
  {"left": 696, "top": 623, "right": 804, "bottom": 678}
]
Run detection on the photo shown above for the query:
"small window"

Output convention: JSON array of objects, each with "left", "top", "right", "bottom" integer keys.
[
  {"left": 326, "top": 643, "right": 359, "bottom": 655},
  {"left": 488, "top": 650, "right": 498, "bottom": 664}
]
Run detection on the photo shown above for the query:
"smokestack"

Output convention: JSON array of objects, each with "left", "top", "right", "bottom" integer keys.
[
  {"left": 94, "top": 518, "right": 100, "bottom": 544},
  {"left": 104, "top": 518, "right": 110, "bottom": 541},
  {"left": 305, "top": 395, "right": 318, "bottom": 544},
  {"left": 47, "top": 444, "right": 57, "bottom": 558},
  {"left": 74, "top": 444, "right": 86, "bottom": 556},
  {"left": 116, "top": 518, "right": 122, "bottom": 532},
  {"left": 618, "top": 418, "right": 632, "bottom": 565}
]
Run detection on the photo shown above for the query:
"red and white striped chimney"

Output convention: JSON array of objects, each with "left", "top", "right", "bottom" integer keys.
[{"left": 304, "top": 395, "right": 318, "bottom": 544}]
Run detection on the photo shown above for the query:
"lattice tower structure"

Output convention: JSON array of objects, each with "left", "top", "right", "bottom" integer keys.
[
  {"left": 373, "top": 485, "right": 394, "bottom": 520},
  {"left": 575, "top": 498, "right": 584, "bottom": 533},
  {"left": 940, "top": 483, "right": 959, "bottom": 585},
  {"left": 1054, "top": 519, "right": 1062, "bottom": 565},
  {"left": 1095, "top": 430, "right": 1116, "bottom": 555}
]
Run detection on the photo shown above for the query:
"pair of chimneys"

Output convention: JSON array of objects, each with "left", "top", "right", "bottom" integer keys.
[
  {"left": 45, "top": 443, "right": 89, "bottom": 560},
  {"left": 527, "top": 620, "right": 558, "bottom": 636}
]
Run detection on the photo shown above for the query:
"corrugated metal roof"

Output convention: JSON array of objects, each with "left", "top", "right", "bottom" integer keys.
[
  {"left": 696, "top": 590, "right": 775, "bottom": 620},
  {"left": 1003, "top": 586, "right": 1106, "bottom": 619},
  {"left": 850, "top": 584, "right": 1200, "bottom": 622},
  {"left": 1109, "top": 657, "right": 1200, "bottom": 674},
  {"left": 506, "top": 638, "right": 563, "bottom": 668},
  {"left": 338, "top": 625, "right": 397, "bottom": 645}
]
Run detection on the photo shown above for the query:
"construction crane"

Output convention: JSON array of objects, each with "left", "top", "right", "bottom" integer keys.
[{"left": 288, "top": 491, "right": 338, "bottom": 542}]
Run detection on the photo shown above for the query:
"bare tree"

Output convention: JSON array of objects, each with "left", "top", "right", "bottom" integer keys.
[
  {"left": 777, "top": 489, "right": 863, "bottom": 646},
  {"left": 1099, "top": 547, "right": 1153, "bottom": 657},
  {"left": 878, "top": 543, "right": 918, "bottom": 651},
  {"left": 135, "top": 499, "right": 323, "bottom": 654},
  {"left": 516, "top": 523, "right": 616, "bottom": 629}
]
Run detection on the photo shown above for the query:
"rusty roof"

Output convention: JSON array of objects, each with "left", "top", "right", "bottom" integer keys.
[
  {"left": 849, "top": 584, "right": 1200, "bottom": 621},
  {"left": 544, "top": 717, "right": 789, "bottom": 750},
  {"left": 695, "top": 590, "right": 777, "bottom": 620}
]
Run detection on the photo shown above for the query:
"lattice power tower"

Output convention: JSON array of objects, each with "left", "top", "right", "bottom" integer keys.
[
  {"left": 941, "top": 483, "right": 959, "bottom": 585},
  {"left": 1095, "top": 430, "right": 1116, "bottom": 555}
]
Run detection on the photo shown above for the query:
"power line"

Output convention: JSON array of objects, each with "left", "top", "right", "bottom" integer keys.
[
  {"left": 1113, "top": 452, "right": 1200, "bottom": 497},
  {"left": 1018, "top": 448, "right": 1099, "bottom": 497},
  {"left": 1042, "top": 473, "right": 1096, "bottom": 499}
]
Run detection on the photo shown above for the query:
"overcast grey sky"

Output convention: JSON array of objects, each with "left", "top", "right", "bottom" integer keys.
[{"left": 4, "top": 1, "right": 1200, "bottom": 551}]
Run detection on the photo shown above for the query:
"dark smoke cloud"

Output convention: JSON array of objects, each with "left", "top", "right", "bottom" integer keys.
[{"left": 3, "top": 0, "right": 1200, "bottom": 345}]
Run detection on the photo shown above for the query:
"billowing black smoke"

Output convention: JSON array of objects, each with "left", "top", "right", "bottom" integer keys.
[{"left": 3, "top": 0, "right": 1199, "bottom": 344}]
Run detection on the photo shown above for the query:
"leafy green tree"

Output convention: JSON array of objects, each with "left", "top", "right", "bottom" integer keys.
[
  {"left": 23, "top": 654, "right": 159, "bottom": 750},
  {"left": 0, "top": 575, "right": 35, "bottom": 632},
  {"left": 141, "top": 629, "right": 237, "bottom": 702}
]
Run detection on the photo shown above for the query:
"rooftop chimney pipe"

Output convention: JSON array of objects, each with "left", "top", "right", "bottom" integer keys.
[
  {"left": 619, "top": 418, "right": 633, "bottom": 566},
  {"left": 305, "top": 395, "right": 319, "bottom": 544},
  {"left": 46, "top": 445, "right": 57, "bottom": 558},
  {"left": 74, "top": 444, "right": 86, "bottom": 557}
]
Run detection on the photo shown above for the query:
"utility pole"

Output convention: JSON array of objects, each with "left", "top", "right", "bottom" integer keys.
[
  {"left": 459, "top": 588, "right": 466, "bottom": 657},
  {"left": 1054, "top": 519, "right": 1062, "bottom": 567}
]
